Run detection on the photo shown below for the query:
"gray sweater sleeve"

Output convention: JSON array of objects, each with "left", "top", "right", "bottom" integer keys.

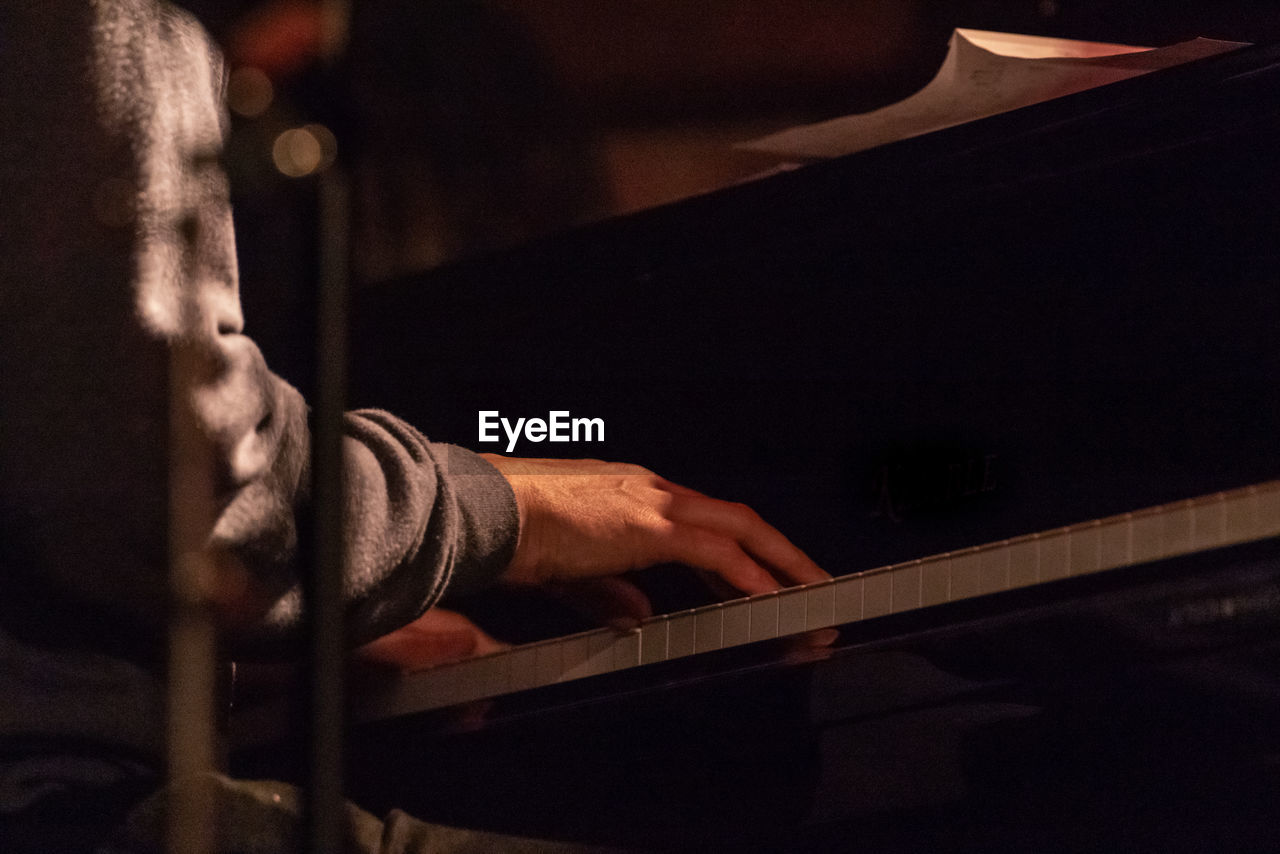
[{"left": 0, "top": 0, "right": 518, "bottom": 652}]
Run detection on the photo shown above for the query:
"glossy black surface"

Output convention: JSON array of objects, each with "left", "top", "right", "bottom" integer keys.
[
  {"left": 232, "top": 539, "right": 1280, "bottom": 852},
  {"left": 352, "top": 41, "right": 1280, "bottom": 580},
  {"left": 243, "top": 42, "right": 1280, "bottom": 851}
]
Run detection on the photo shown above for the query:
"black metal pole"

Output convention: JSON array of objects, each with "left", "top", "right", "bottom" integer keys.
[{"left": 307, "top": 3, "right": 352, "bottom": 852}]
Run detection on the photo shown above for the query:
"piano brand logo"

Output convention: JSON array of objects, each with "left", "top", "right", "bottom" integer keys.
[{"left": 478, "top": 410, "right": 604, "bottom": 453}]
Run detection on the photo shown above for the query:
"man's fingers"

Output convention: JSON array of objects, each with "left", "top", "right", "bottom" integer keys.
[
  {"left": 488, "top": 454, "right": 826, "bottom": 595},
  {"left": 691, "top": 567, "right": 747, "bottom": 603},
  {"left": 547, "top": 577, "right": 654, "bottom": 629},
  {"left": 356, "top": 626, "right": 478, "bottom": 671},
  {"left": 661, "top": 522, "right": 783, "bottom": 596},
  {"left": 664, "top": 493, "right": 829, "bottom": 586},
  {"left": 354, "top": 608, "right": 508, "bottom": 672}
]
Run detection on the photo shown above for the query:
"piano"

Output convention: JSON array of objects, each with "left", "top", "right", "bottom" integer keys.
[{"left": 234, "top": 40, "right": 1280, "bottom": 851}]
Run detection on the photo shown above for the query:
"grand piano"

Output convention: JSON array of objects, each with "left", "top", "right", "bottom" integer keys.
[{"left": 235, "top": 38, "right": 1280, "bottom": 852}]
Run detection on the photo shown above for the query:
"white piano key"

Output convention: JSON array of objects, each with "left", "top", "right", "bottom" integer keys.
[
  {"left": 890, "top": 562, "right": 922, "bottom": 613},
  {"left": 1256, "top": 482, "right": 1280, "bottom": 537},
  {"left": 1129, "top": 508, "right": 1165, "bottom": 563},
  {"left": 777, "top": 589, "right": 808, "bottom": 635},
  {"left": 449, "top": 664, "right": 487, "bottom": 706},
  {"left": 1222, "top": 487, "right": 1258, "bottom": 543},
  {"left": 580, "top": 630, "right": 617, "bottom": 678},
  {"left": 420, "top": 661, "right": 462, "bottom": 709},
  {"left": 465, "top": 664, "right": 499, "bottom": 704},
  {"left": 417, "top": 668, "right": 457, "bottom": 711},
  {"left": 833, "top": 575, "right": 863, "bottom": 623},
  {"left": 951, "top": 550, "right": 983, "bottom": 600},
  {"left": 612, "top": 630, "right": 641, "bottom": 670},
  {"left": 749, "top": 594, "right": 780, "bottom": 641},
  {"left": 358, "top": 479, "right": 1280, "bottom": 726},
  {"left": 535, "top": 640, "right": 564, "bottom": 686},
  {"left": 1162, "top": 502, "right": 1193, "bottom": 558},
  {"left": 722, "top": 600, "right": 751, "bottom": 647},
  {"left": 1190, "top": 494, "right": 1227, "bottom": 552},
  {"left": 979, "top": 546, "right": 1009, "bottom": 593},
  {"left": 639, "top": 618, "right": 668, "bottom": 665},
  {"left": 695, "top": 607, "right": 725, "bottom": 653},
  {"left": 445, "top": 663, "right": 477, "bottom": 705},
  {"left": 1038, "top": 529, "right": 1069, "bottom": 581},
  {"left": 667, "top": 611, "right": 697, "bottom": 658},
  {"left": 920, "top": 556, "right": 950, "bottom": 607},
  {"left": 1098, "top": 515, "right": 1132, "bottom": 571},
  {"left": 1067, "top": 522, "right": 1101, "bottom": 577},
  {"left": 559, "top": 635, "right": 591, "bottom": 681},
  {"left": 463, "top": 658, "right": 502, "bottom": 704},
  {"left": 1007, "top": 537, "right": 1039, "bottom": 588},
  {"left": 806, "top": 581, "right": 837, "bottom": 630},
  {"left": 863, "top": 571, "right": 892, "bottom": 618},
  {"left": 450, "top": 654, "right": 489, "bottom": 704},
  {"left": 370, "top": 675, "right": 429, "bottom": 720},
  {"left": 508, "top": 645, "right": 542, "bottom": 693},
  {"left": 373, "top": 676, "right": 427, "bottom": 722},
  {"left": 455, "top": 665, "right": 488, "bottom": 706}
]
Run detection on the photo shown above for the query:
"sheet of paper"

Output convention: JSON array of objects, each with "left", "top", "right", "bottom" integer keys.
[{"left": 742, "top": 29, "right": 1247, "bottom": 161}]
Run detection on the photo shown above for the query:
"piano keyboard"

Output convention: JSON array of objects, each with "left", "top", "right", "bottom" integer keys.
[{"left": 353, "top": 479, "right": 1280, "bottom": 722}]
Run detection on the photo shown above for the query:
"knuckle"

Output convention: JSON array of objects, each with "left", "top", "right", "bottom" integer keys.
[{"left": 648, "top": 513, "right": 679, "bottom": 538}]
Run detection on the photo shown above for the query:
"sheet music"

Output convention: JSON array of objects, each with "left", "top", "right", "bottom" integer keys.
[{"left": 741, "top": 29, "right": 1247, "bottom": 161}]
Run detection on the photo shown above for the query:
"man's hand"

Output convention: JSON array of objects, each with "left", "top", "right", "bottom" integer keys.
[
  {"left": 354, "top": 606, "right": 507, "bottom": 672},
  {"left": 483, "top": 455, "right": 828, "bottom": 596},
  {"left": 354, "top": 458, "right": 826, "bottom": 672}
]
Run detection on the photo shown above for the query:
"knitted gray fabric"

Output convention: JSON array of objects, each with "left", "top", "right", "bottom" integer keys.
[{"left": 0, "top": 0, "right": 518, "bottom": 783}]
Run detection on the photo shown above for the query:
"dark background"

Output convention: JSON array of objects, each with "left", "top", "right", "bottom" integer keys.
[
  {"left": 221, "top": 10, "right": 1280, "bottom": 846},
  {"left": 203, "top": 0, "right": 1280, "bottom": 586}
]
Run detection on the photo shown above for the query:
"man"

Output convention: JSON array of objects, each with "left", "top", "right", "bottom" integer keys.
[{"left": 0, "top": 1, "right": 824, "bottom": 850}]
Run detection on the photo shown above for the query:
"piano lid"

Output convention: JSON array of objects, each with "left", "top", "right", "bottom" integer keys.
[{"left": 353, "top": 39, "right": 1280, "bottom": 582}]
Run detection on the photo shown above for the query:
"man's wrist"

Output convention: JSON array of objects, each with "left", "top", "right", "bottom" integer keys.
[{"left": 435, "top": 446, "right": 522, "bottom": 596}]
